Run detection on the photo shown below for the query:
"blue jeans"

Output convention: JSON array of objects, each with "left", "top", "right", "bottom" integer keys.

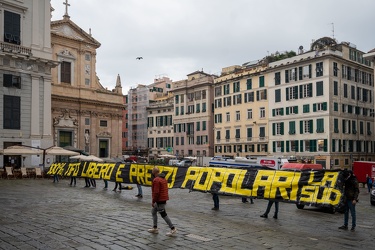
[
  {"left": 344, "top": 200, "right": 356, "bottom": 228},
  {"left": 137, "top": 184, "right": 143, "bottom": 195},
  {"left": 103, "top": 180, "right": 108, "bottom": 188},
  {"left": 53, "top": 174, "right": 59, "bottom": 183},
  {"left": 212, "top": 193, "right": 219, "bottom": 208}
]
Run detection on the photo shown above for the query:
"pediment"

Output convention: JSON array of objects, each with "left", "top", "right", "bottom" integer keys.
[{"left": 51, "top": 19, "right": 101, "bottom": 47}]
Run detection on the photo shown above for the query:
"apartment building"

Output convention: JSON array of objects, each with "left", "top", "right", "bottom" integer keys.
[
  {"left": 128, "top": 77, "right": 172, "bottom": 156},
  {"left": 0, "top": 0, "right": 57, "bottom": 168},
  {"left": 213, "top": 63, "right": 269, "bottom": 158},
  {"left": 171, "top": 71, "right": 216, "bottom": 157},
  {"left": 147, "top": 93, "right": 174, "bottom": 159},
  {"left": 268, "top": 37, "right": 374, "bottom": 169}
]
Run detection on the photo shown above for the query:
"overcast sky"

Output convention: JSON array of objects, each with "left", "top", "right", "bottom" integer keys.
[{"left": 50, "top": 0, "right": 375, "bottom": 94}]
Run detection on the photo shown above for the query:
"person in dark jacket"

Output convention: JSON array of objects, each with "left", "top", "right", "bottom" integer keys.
[
  {"left": 147, "top": 167, "right": 177, "bottom": 236},
  {"left": 339, "top": 170, "right": 359, "bottom": 231}
]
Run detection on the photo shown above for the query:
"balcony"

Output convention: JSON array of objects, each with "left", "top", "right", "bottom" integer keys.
[{"left": 0, "top": 42, "right": 32, "bottom": 56}]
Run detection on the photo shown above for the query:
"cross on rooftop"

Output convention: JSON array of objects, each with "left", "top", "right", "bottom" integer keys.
[{"left": 63, "top": 0, "right": 70, "bottom": 17}]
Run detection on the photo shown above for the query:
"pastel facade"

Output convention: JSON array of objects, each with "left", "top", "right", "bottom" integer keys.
[{"left": 50, "top": 11, "right": 123, "bottom": 158}]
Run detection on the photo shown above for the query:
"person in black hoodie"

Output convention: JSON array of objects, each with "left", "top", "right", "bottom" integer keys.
[{"left": 338, "top": 170, "right": 359, "bottom": 231}]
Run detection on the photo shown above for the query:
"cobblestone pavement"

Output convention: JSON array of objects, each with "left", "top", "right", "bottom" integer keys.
[{"left": 0, "top": 178, "right": 374, "bottom": 250}]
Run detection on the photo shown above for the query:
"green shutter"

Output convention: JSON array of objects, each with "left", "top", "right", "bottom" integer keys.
[
  {"left": 332, "top": 139, "right": 335, "bottom": 152},
  {"left": 286, "top": 141, "right": 290, "bottom": 152},
  {"left": 300, "top": 120, "right": 303, "bottom": 134},
  {"left": 273, "top": 141, "right": 276, "bottom": 152},
  {"left": 281, "top": 141, "right": 285, "bottom": 152},
  {"left": 295, "top": 140, "right": 299, "bottom": 152},
  {"left": 281, "top": 122, "right": 284, "bottom": 135},
  {"left": 309, "top": 120, "right": 313, "bottom": 133},
  {"left": 300, "top": 140, "right": 304, "bottom": 152}
]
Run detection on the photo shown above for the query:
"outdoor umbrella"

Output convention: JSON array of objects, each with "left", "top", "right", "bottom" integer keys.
[
  {"left": 2, "top": 145, "right": 44, "bottom": 155},
  {"left": 85, "top": 155, "right": 104, "bottom": 162},
  {"left": 45, "top": 146, "right": 80, "bottom": 156},
  {"left": 69, "top": 155, "right": 90, "bottom": 161}
]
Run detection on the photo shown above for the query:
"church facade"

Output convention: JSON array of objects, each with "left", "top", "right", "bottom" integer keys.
[{"left": 50, "top": 9, "right": 124, "bottom": 158}]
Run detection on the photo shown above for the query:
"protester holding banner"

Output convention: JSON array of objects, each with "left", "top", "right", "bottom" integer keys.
[
  {"left": 339, "top": 170, "right": 359, "bottom": 232},
  {"left": 112, "top": 182, "right": 122, "bottom": 192},
  {"left": 211, "top": 193, "right": 219, "bottom": 210},
  {"left": 260, "top": 201, "right": 279, "bottom": 219},
  {"left": 148, "top": 167, "right": 177, "bottom": 236}
]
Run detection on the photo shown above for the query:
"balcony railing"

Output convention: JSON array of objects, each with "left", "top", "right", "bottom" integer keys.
[{"left": 1, "top": 42, "right": 32, "bottom": 56}]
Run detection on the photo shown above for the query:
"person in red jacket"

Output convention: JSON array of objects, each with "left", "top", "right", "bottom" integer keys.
[{"left": 147, "top": 167, "right": 177, "bottom": 236}]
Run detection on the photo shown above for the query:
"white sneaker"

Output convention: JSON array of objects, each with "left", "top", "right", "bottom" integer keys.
[
  {"left": 147, "top": 228, "right": 158, "bottom": 234},
  {"left": 166, "top": 228, "right": 177, "bottom": 236}
]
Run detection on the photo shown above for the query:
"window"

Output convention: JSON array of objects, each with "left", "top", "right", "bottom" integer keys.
[
  {"left": 285, "top": 68, "right": 297, "bottom": 82},
  {"left": 175, "top": 107, "right": 179, "bottom": 116},
  {"left": 247, "top": 127, "right": 252, "bottom": 140},
  {"left": 303, "top": 104, "right": 310, "bottom": 113},
  {"left": 225, "top": 130, "right": 230, "bottom": 139},
  {"left": 175, "top": 95, "right": 179, "bottom": 104},
  {"left": 333, "top": 81, "right": 338, "bottom": 96},
  {"left": 236, "top": 111, "right": 240, "bottom": 121},
  {"left": 299, "top": 65, "right": 311, "bottom": 79},
  {"left": 257, "top": 89, "right": 267, "bottom": 101},
  {"left": 235, "top": 129, "right": 240, "bottom": 139},
  {"left": 196, "top": 121, "right": 200, "bottom": 131},
  {"left": 289, "top": 121, "right": 296, "bottom": 134},
  {"left": 290, "top": 140, "right": 297, "bottom": 152},
  {"left": 226, "top": 112, "right": 230, "bottom": 122},
  {"left": 85, "top": 118, "right": 90, "bottom": 125},
  {"left": 233, "top": 81, "right": 240, "bottom": 93},
  {"left": 314, "top": 102, "right": 327, "bottom": 112},
  {"left": 343, "top": 84, "right": 348, "bottom": 98},
  {"left": 300, "top": 83, "right": 312, "bottom": 98},
  {"left": 286, "top": 106, "right": 298, "bottom": 115},
  {"left": 334, "top": 102, "right": 338, "bottom": 112},
  {"left": 273, "top": 108, "right": 283, "bottom": 116},
  {"left": 246, "top": 79, "right": 252, "bottom": 89},
  {"left": 233, "top": 94, "right": 242, "bottom": 105},
  {"left": 214, "top": 98, "right": 222, "bottom": 108},
  {"left": 316, "top": 62, "right": 323, "bottom": 77},
  {"left": 247, "top": 109, "right": 253, "bottom": 119},
  {"left": 196, "top": 103, "right": 200, "bottom": 113},
  {"left": 304, "top": 140, "right": 310, "bottom": 152},
  {"left": 202, "top": 90, "right": 206, "bottom": 99},
  {"left": 334, "top": 119, "right": 339, "bottom": 133},
  {"left": 223, "top": 84, "right": 230, "bottom": 95},
  {"left": 216, "top": 131, "right": 221, "bottom": 140},
  {"left": 202, "top": 103, "right": 207, "bottom": 112},
  {"left": 317, "top": 139, "right": 325, "bottom": 152},
  {"left": 316, "top": 118, "right": 324, "bottom": 133},
  {"left": 223, "top": 96, "right": 231, "bottom": 107},
  {"left": 333, "top": 62, "right": 338, "bottom": 77},
  {"left": 351, "top": 85, "right": 356, "bottom": 100},
  {"left": 61, "top": 61, "right": 71, "bottom": 83},
  {"left": 85, "top": 54, "right": 91, "bottom": 61},
  {"left": 316, "top": 81, "right": 323, "bottom": 96},
  {"left": 259, "top": 76, "right": 265, "bottom": 87},
  {"left": 100, "top": 120, "right": 107, "bottom": 127},
  {"left": 300, "top": 120, "right": 313, "bottom": 134},
  {"left": 85, "top": 78, "right": 90, "bottom": 86},
  {"left": 275, "top": 72, "right": 281, "bottom": 85},
  {"left": 202, "top": 121, "right": 206, "bottom": 131},
  {"left": 215, "top": 87, "right": 222, "bottom": 97},
  {"left": 3, "top": 95, "right": 20, "bottom": 129},
  {"left": 259, "top": 127, "right": 265, "bottom": 138},
  {"left": 286, "top": 86, "right": 298, "bottom": 100},
  {"left": 274, "top": 122, "right": 284, "bottom": 135},
  {"left": 214, "top": 114, "right": 222, "bottom": 123},
  {"left": 59, "top": 131, "right": 73, "bottom": 147},
  {"left": 4, "top": 11, "right": 21, "bottom": 45},
  {"left": 244, "top": 92, "right": 254, "bottom": 102},
  {"left": 3, "top": 74, "right": 21, "bottom": 88},
  {"left": 260, "top": 107, "right": 265, "bottom": 118},
  {"left": 275, "top": 89, "right": 281, "bottom": 102}
]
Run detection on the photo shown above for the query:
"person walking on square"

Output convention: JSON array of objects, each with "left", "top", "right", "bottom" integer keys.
[
  {"left": 147, "top": 167, "right": 177, "bottom": 236},
  {"left": 339, "top": 170, "right": 359, "bottom": 231},
  {"left": 260, "top": 200, "right": 279, "bottom": 219},
  {"left": 135, "top": 184, "right": 143, "bottom": 198},
  {"left": 366, "top": 175, "right": 372, "bottom": 193}
]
